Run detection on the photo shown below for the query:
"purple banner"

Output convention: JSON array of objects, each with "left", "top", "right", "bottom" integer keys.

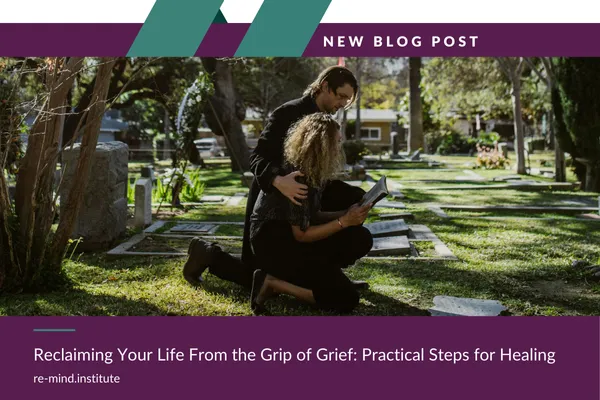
[
  {"left": 2, "top": 23, "right": 600, "bottom": 56},
  {"left": 0, "top": 24, "right": 142, "bottom": 57},
  {"left": 303, "top": 23, "right": 600, "bottom": 56},
  {"left": 1, "top": 316, "right": 598, "bottom": 400}
]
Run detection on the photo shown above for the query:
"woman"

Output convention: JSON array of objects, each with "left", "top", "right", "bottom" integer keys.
[{"left": 249, "top": 113, "right": 373, "bottom": 314}]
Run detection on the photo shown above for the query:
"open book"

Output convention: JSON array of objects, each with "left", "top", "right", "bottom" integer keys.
[{"left": 359, "top": 176, "right": 389, "bottom": 206}]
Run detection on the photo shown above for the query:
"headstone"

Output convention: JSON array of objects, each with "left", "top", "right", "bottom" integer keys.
[
  {"left": 379, "top": 212, "right": 414, "bottom": 221},
  {"left": 134, "top": 178, "right": 152, "bottom": 228},
  {"left": 201, "top": 195, "right": 227, "bottom": 203},
  {"left": 390, "top": 190, "right": 404, "bottom": 200},
  {"left": 375, "top": 200, "right": 406, "bottom": 209},
  {"left": 365, "top": 220, "right": 409, "bottom": 238},
  {"left": 498, "top": 142, "right": 508, "bottom": 158},
  {"left": 226, "top": 193, "right": 246, "bottom": 206},
  {"left": 242, "top": 172, "right": 254, "bottom": 188},
  {"left": 493, "top": 175, "right": 522, "bottom": 182},
  {"left": 170, "top": 223, "right": 217, "bottom": 234},
  {"left": 351, "top": 164, "right": 366, "bottom": 181},
  {"left": 369, "top": 236, "right": 411, "bottom": 256},
  {"left": 60, "top": 141, "right": 129, "bottom": 250},
  {"left": 53, "top": 169, "right": 62, "bottom": 189},
  {"left": 428, "top": 296, "right": 507, "bottom": 316},
  {"left": 141, "top": 166, "right": 155, "bottom": 183},
  {"left": 345, "top": 180, "right": 363, "bottom": 187}
]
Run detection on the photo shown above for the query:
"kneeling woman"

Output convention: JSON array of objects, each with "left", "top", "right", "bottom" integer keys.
[{"left": 249, "top": 113, "right": 373, "bottom": 314}]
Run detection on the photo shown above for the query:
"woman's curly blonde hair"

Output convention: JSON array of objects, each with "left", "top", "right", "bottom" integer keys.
[{"left": 284, "top": 113, "right": 345, "bottom": 188}]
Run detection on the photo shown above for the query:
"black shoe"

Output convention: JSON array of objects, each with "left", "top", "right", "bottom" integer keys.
[
  {"left": 182, "top": 238, "right": 214, "bottom": 285},
  {"left": 352, "top": 280, "right": 370, "bottom": 290},
  {"left": 250, "top": 269, "right": 267, "bottom": 315}
]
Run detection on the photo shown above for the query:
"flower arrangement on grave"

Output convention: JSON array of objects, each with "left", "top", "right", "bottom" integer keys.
[{"left": 475, "top": 142, "right": 509, "bottom": 169}]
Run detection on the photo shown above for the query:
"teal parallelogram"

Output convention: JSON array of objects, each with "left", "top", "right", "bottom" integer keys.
[
  {"left": 235, "top": 0, "right": 331, "bottom": 57},
  {"left": 128, "top": 0, "right": 224, "bottom": 57}
]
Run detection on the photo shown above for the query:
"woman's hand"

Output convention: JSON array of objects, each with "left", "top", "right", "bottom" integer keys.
[{"left": 340, "top": 203, "right": 371, "bottom": 227}]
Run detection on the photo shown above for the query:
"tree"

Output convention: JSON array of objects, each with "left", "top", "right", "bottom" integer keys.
[
  {"left": 496, "top": 58, "right": 527, "bottom": 174},
  {"left": 232, "top": 58, "right": 324, "bottom": 123},
  {"left": 422, "top": 58, "right": 512, "bottom": 121},
  {"left": 552, "top": 57, "right": 600, "bottom": 192},
  {"left": 408, "top": 57, "right": 424, "bottom": 153},
  {"left": 200, "top": 58, "right": 250, "bottom": 172},
  {"left": 1, "top": 57, "right": 117, "bottom": 292},
  {"left": 525, "top": 58, "right": 567, "bottom": 182}
]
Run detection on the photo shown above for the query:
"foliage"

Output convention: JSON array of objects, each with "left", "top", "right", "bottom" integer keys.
[
  {"left": 429, "top": 129, "right": 477, "bottom": 155},
  {"left": 154, "top": 168, "right": 205, "bottom": 204},
  {"left": 120, "top": 99, "right": 166, "bottom": 140},
  {"left": 232, "top": 58, "right": 325, "bottom": 118},
  {"left": 477, "top": 131, "right": 501, "bottom": 147},
  {"left": 421, "top": 58, "right": 551, "bottom": 124},
  {"left": 552, "top": 57, "right": 600, "bottom": 191},
  {"left": 180, "top": 169, "right": 205, "bottom": 202},
  {"left": 174, "top": 72, "right": 215, "bottom": 166},
  {"left": 342, "top": 140, "right": 370, "bottom": 165},
  {"left": 475, "top": 144, "right": 510, "bottom": 169}
]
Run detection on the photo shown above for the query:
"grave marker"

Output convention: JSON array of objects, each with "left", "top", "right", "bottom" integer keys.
[
  {"left": 369, "top": 236, "right": 411, "bottom": 256},
  {"left": 365, "top": 220, "right": 409, "bottom": 237},
  {"left": 428, "top": 296, "right": 507, "bottom": 316}
]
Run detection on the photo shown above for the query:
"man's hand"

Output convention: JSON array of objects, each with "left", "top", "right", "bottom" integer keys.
[
  {"left": 340, "top": 203, "right": 372, "bottom": 227},
  {"left": 273, "top": 171, "right": 308, "bottom": 206}
]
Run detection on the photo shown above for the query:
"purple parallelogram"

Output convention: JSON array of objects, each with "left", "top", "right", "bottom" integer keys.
[{"left": 195, "top": 23, "right": 250, "bottom": 57}]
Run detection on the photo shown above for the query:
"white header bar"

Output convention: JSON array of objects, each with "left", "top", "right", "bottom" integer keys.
[{"left": 0, "top": 0, "right": 599, "bottom": 23}]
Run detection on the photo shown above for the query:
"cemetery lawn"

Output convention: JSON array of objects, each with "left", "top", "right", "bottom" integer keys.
[{"left": 1, "top": 160, "right": 599, "bottom": 316}]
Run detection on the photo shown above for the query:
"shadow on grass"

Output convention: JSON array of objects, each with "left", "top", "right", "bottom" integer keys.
[
  {"left": 197, "top": 269, "right": 429, "bottom": 316},
  {"left": 0, "top": 290, "right": 165, "bottom": 316},
  {"left": 364, "top": 258, "right": 600, "bottom": 316}
]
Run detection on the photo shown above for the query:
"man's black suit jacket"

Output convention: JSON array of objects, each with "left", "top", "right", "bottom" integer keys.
[{"left": 242, "top": 95, "right": 320, "bottom": 266}]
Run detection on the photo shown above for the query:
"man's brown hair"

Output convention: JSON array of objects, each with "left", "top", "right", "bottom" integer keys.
[{"left": 303, "top": 66, "right": 359, "bottom": 108}]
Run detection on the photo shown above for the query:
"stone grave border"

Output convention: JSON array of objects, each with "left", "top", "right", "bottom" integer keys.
[
  {"left": 419, "top": 181, "right": 578, "bottom": 191},
  {"left": 127, "top": 194, "right": 246, "bottom": 209},
  {"left": 428, "top": 204, "right": 600, "bottom": 222},
  {"left": 108, "top": 221, "right": 457, "bottom": 261}
]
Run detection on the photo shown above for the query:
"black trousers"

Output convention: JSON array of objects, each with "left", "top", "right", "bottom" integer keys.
[
  {"left": 207, "top": 179, "right": 365, "bottom": 289},
  {"left": 251, "top": 221, "right": 373, "bottom": 313}
]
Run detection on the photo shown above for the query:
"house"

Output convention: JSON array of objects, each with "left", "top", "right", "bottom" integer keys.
[{"left": 345, "top": 108, "right": 401, "bottom": 152}]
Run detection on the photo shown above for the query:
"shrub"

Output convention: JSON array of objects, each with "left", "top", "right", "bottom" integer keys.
[
  {"left": 435, "top": 130, "right": 477, "bottom": 155},
  {"left": 477, "top": 131, "right": 501, "bottom": 147},
  {"left": 342, "top": 140, "right": 370, "bottom": 165}
]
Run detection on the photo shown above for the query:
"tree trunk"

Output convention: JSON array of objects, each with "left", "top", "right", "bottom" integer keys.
[
  {"left": 355, "top": 58, "right": 362, "bottom": 140},
  {"left": 46, "top": 58, "right": 117, "bottom": 271},
  {"left": 510, "top": 80, "right": 526, "bottom": 174},
  {"left": 553, "top": 107, "right": 566, "bottom": 182},
  {"left": 341, "top": 109, "right": 348, "bottom": 139},
  {"left": 408, "top": 57, "right": 424, "bottom": 153},
  {"left": 14, "top": 58, "right": 84, "bottom": 279},
  {"left": 163, "top": 108, "right": 171, "bottom": 161},
  {"left": 200, "top": 58, "right": 250, "bottom": 173}
]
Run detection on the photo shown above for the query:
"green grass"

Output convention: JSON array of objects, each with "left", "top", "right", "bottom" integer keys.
[{"left": 1, "top": 162, "right": 599, "bottom": 317}]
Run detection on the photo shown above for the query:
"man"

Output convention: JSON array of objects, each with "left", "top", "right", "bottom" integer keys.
[{"left": 183, "top": 65, "right": 369, "bottom": 290}]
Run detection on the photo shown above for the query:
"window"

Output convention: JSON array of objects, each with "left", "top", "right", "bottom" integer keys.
[{"left": 359, "top": 127, "right": 381, "bottom": 141}]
